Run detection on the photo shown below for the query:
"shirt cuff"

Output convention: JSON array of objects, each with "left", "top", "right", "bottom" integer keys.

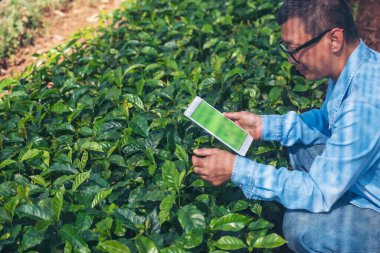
[
  {"left": 231, "top": 155, "right": 259, "bottom": 198},
  {"left": 260, "top": 115, "right": 283, "bottom": 141}
]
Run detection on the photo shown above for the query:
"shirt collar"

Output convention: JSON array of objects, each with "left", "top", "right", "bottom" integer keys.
[{"left": 327, "top": 40, "right": 371, "bottom": 128}]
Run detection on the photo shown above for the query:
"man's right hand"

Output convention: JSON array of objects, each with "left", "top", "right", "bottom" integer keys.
[{"left": 223, "top": 111, "right": 262, "bottom": 140}]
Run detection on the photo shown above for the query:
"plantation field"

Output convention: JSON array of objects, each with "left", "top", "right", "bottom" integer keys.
[
  {"left": 0, "top": 0, "right": 327, "bottom": 252},
  {"left": 0, "top": 0, "right": 74, "bottom": 64}
]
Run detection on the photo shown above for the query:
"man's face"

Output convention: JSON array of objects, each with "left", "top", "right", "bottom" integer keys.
[{"left": 280, "top": 18, "right": 331, "bottom": 81}]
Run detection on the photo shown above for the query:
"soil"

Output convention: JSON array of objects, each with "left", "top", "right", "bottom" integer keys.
[
  {"left": 1, "top": 0, "right": 379, "bottom": 79},
  {"left": 0, "top": 0, "right": 125, "bottom": 79}
]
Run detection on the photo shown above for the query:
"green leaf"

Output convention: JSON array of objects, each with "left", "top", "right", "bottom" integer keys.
[
  {"left": 97, "top": 240, "right": 131, "bottom": 253},
  {"left": 53, "top": 175, "right": 76, "bottom": 186},
  {"left": 253, "top": 233, "right": 287, "bottom": 248},
  {"left": 52, "top": 188, "right": 65, "bottom": 221},
  {"left": 269, "top": 87, "right": 282, "bottom": 101},
  {"left": 175, "top": 144, "right": 189, "bottom": 167},
  {"left": 250, "top": 202, "right": 263, "bottom": 217},
  {"left": 141, "top": 46, "right": 158, "bottom": 56},
  {"left": 293, "top": 83, "right": 310, "bottom": 92},
  {"left": 0, "top": 78, "right": 18, "bottom": 91},
  {"left": 124, "top": 64, "right": 145, "bottom": 76},
  {"left": 81, "top": 141, "right": 104, "bottom": 152},
  {"left": 108, "top": 154, "right": 127, "bottom": 167},
  {"left": 160, "top": 248, "right": 187, "bottom": 253},
  {"left": 223, "top": 67, "right": 245, "bottom": 82},
  {"left": 105, "top": 86, "right": 121, "bottom": 101},
  {"left": 229, "top": 200, "right": 249, "bottom": 212},
  {"left": 159, "top": 195, "right": 176, "bottom": 224},
  {"left": 91, "top": 188, "right": 113, "bottom": 208},
  {"left": 30, "top": 175, "right": 49, "bottom": 187},
  {"left": 16, "top": 204, "right": 53, "bottom": 221},
  {"left": 181, "top": 229, "right": 203, "bottom": 249},
  {"left": 59, "top": 224, "right": 90, "bottom": 252},
  {"left": 130, "top": 114, "right": 149, "bottom": 137},
  {"left": 4, "top": 196, "right": 20, "bottom": 221},
  {"left": 135, "top": 236, "right": 158, "bottom": 253},
  {"left": 72, "top": 171, "right": 91, "bottom": 191},
  {"left": 20, "top": 226, "right": 45, "bottom": 251},
  {"left": 162, "top": 160, "right": 184, "bottom": 192},
  {"left": 163, "top": 58, "right": 178, "bottom": 70},
  {"left": 248, "top": 218, "right": 274, "bottom": 230},
  {"left": 75, "top": 212, "right": 94, "bottom": 232},
  {"left": 203, "top": 38, "right": 219, "bottom": 49},
  {"left": 78, "top": 150, "right": 88, "bottom": 172},
  {"left": 128, "top": 186, "right": 168, "bottom": 204},
  {"left": 113, "top": 208, "right": 145, "bottom": 230},
  {"left": 201, "top": 24, "right": 214, "bottom": 33},
  {"left": 64, "top": 240, "right": 73, "bottom": 253},
  {"left": 51, "top": 100, "right": 71, "bottom": 114},
  {"left": 210, "top": 213, "right": 252, "bottom": 232},
  {"left": 177, "top": 204, "right": 206, "bottom": 233},
  {"left": 213, "top": 236, "right": 247, "bottom": 250},
  {"left": 41, "top": 162, "right": 78, "bottom": 176},
  {"left": 21, "top": 149, "right": 42, "bottom": 162},
  {"left": 124, "top": 93, "right": 145, "bottom": 110},
  {"left": 95, "top": 217, "right": 113, "bottom": 238},
  {"left": 0, "top": 159, "right": 16, "bottom": 170}
]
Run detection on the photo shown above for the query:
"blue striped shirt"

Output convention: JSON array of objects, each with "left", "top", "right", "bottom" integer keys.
[{"left": 232, "top": 41, "right": 380, "bottom": 213}]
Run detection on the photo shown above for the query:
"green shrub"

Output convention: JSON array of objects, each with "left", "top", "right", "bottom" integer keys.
[{"left": 0, "top": 0, "right": 326, "bottom": 252}]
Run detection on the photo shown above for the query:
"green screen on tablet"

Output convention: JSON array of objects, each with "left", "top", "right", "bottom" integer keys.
[{"left": 190, "top": 101, "right": 248, "bottom": 151}]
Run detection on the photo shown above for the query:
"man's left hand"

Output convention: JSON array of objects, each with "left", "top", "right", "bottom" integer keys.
[{"left": 192, "top": 148, "right": 237, "bottom": 186}]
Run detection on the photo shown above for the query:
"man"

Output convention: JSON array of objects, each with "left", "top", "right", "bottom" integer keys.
[{"left": 192, "top": 0, "right": 380, "bottom": 252}]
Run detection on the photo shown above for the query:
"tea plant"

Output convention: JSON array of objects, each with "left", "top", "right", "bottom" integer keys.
[{"left": 0, "top": 0, "right": 326, "bottom": 252}]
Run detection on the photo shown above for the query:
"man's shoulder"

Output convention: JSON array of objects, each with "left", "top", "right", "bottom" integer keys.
[{"left": 346, "top": 43, "right": 380, "bottom": 105}]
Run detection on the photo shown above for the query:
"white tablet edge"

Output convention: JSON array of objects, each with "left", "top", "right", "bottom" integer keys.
[
  {"left": 238, "top": 133, "right": 253, "bottom": 156},
  {"left": 184, "top": 96, "right": 202, "bottom": 118}
]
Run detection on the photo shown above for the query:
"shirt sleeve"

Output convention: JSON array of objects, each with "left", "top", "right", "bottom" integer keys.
[
  {"left": 260, "top": 100, "right": 330, "bottom": 146},
  {"left": 232, "top": 100, "right": 380, "bottom": 212}
]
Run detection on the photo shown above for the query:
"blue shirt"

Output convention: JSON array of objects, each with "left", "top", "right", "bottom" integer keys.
[{"left": 232, "top": 41, "right": 380, "bottom": 213}]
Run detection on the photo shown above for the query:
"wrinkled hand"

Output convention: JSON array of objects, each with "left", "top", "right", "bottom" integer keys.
[
  {"left": 192, "top": 148, "right": 236, "bottom": 186},
  {"left": 223, "top": 111, "right": 262, "bottom": 140}
]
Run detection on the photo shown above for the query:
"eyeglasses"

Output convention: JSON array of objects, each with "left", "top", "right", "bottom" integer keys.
[{"left": 278, "top": 28, "right": 333, "bottom": 64}]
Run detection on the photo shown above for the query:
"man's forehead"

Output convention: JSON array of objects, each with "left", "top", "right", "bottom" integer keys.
[{"left": 280, "top": 17, "right": 310, "bottom": 44}]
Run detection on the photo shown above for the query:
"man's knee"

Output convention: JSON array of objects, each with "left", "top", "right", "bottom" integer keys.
[
  {"left": 283, "top": 210, "right": 329, "bottom": 253},
  {"left": 283, "top": 211, "right": 309, "bottom": 253}
]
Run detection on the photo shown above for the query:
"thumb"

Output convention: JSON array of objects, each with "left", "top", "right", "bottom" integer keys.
[
  {"left": 223, "top": 112, "right": 242, "bottom": 120},
  {"left": 193, "top": 148, "right": 214, "bottom": 156}
]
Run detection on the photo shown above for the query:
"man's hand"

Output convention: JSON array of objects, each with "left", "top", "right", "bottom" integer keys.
[
  {"left": 223, "top": 111, "right": 262, "bottom": 140},
  {"left": 192, "top": 148, "right": 236, "bottom": 186}
]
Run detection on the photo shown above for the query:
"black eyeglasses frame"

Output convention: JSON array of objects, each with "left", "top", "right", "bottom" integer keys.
[{"left": 278, "top": 28, "right": 335, "bottom": 64}]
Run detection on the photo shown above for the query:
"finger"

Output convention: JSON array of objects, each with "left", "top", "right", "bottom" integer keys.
[
  {"left": 223, "top": 111, "right": 243, "bottom": 120},
  {"left": 192, "top": 155, "right": 207, "bottom": 167},
  {"left": 193, "top": 148, "right": 214, "bottom": 157}
]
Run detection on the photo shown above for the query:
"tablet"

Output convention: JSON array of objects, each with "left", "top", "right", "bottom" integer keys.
[{"left": 184, "top": 96, "right": 253, "bottom": 156}]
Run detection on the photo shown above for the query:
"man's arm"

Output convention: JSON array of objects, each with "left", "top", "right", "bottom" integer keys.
[
  {"left": 233, "top": 100, "right": 380, "bottom": 212},
  {"left": 261, "top": 100, "right": 330, "bottom": 146}
]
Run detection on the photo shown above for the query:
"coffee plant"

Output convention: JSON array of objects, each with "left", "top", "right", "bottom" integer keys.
[{"left": 0, "top": 0, "right": 326, "bottom": 252}]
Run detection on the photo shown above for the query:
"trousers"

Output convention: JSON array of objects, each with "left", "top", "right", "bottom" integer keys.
[{"left": 283, "top": 144, "right": 380, "bottom": 253}]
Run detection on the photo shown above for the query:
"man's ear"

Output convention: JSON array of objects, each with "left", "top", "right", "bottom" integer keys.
[{"left": 329, "top": 28, "right": 345, "bottom": 53}]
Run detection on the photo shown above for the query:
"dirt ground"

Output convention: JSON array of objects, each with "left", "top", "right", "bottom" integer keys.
[
  {"left": 0, "top": 0, "right": 125, "bottom": 78},
  {"left": 0, "top": 0, "right": 379, "bottom": 79}
]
